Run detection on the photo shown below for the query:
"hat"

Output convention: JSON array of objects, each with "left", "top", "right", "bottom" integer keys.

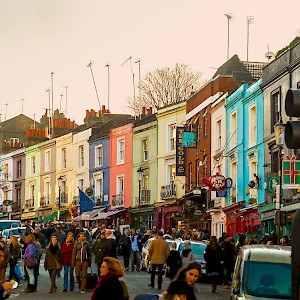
[{"left": 167, "top": 280, "right": 192, "bottom": 296}]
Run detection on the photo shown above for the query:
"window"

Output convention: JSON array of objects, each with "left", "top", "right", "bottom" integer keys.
[
  {"left": 31, "top": 156, "right": 36, "bottom": 174},
  {"left": 79, "top": 145, "right": 84, "bottom": 167},
  {"left": 203, "top": 109, "right": 208, "bottom": 136},
  {"left": 196, "top": 159, "right": 200, "bottom": 186},
  {"left": 45, "top": 150, "right": 51, "bottom": 172},
  {"left": 230, "top": 111, "right": 237, "bottom": 149},
  {"left": 95, "top": 177, "right": 103, "bottom": 201},
  {"left": 10, "top": 138, "right": 19, "bottom": 144},
  {"left": 167, "top": 164, "right": 176, "bottom": 183},
  {"left": 169, "top": 124, "right": 176, "bottom": 151},
  {"left": 61, "top": 148, "right": 67, "bottom": 169},
  {"left": 117, "top": 175, "right": 124, "bottom": 194},
  {"left": 117, "top": 138, "right": 125, "bottom": 164},
  {"left": 231, "top": 162, "right": 237, "bottom": 197},
  {"left": 271, "top": 89, "right": 280, "bottom": 134},
  {"left": 78, "top": 179, "right": 84, "bottom": 191},
  {"left": 216, "top": 119, "right": 222, "bottom": 150},
  {"left": 249, "top": 104, "right": 257, "bottom": 147},
  {"left": 142, "top": 139, "right": 149, "bottom": 161},
  {"left": 16, "top": 160, "right": 22, "bottom": 178},
  {"left": 142, "top": 174, "right": 149, "bottom": 189},
  {"left": 43, "top": 181, "right": 50, "bottom": 205},
  {"left": 3, "top": 164, "right": 8, "bottom": 181},
  {"left": 30, "top": 185, "right": 35, "bottom": 202},
  {"left": 95, "top": 145, "right": 103, "bottom": 167}
]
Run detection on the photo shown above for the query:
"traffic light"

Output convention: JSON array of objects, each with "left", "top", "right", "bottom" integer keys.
[{"left": 285, "top": 89, "right": 300, "bottom": 149}]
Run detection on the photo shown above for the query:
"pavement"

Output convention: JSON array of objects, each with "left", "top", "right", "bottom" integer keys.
[{"left": 9, "top": 254, "right": 231, "bottom": 300}]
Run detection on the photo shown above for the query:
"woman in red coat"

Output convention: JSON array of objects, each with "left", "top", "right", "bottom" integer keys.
[{"left": 61, "top": 232, "right": 75, "bottom": 292}]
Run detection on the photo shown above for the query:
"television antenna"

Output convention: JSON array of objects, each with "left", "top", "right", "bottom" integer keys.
[{"left": 87, "top": 61, "right": 101, "bottom": 110}]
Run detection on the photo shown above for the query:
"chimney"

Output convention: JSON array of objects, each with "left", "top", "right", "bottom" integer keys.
[
  {"left": 142, "top": 107, "right": 146, "bottom": 114},
  {"left": 102, "top": 105, "right": 106, "bottom": 113},
  {"left": 86, "top": 110, "right": 91, "bottom": 118},
  {"left": 147, "top": 107, "right": 153, "bottom": 115}
]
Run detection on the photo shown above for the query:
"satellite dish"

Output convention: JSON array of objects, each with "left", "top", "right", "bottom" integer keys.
[{"left": 265, "top": 51, "right": 275, "bottom": 60}]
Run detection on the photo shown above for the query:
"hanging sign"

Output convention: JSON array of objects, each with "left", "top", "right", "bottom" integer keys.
[
  {"left": 202, "top": 173, "right": 232, "bottom": 191},
  {"left": 176, "top": 127, "right": 186, "bottom": 176}
]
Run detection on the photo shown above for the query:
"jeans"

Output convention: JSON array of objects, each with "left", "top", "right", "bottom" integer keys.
[
  {"left": 25, "top": 266, "right": 35, "bottom": 285},
  {"left": 223, "top": 268, "right": 232, "bottom": 285},
  {"left": 63, "top": 265, "right": 75, "bottom": 290},
  {"left": 9, "top": 260, "right": 19, "bottom": 283},
  {"left": 151, "top": 264, "right": 163, "bottom": 288},
  {"left": 130, "top": 250, "right": 141, "bottom": 271}
]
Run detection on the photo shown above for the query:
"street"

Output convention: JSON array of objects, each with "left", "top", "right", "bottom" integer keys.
[{"left": 11, "top": 254, "right": 231, "bottom": 300}]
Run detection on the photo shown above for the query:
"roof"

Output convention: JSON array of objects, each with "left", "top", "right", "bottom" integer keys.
[{"left": 212, "top": 54, "right": 255, "bottom": 83}]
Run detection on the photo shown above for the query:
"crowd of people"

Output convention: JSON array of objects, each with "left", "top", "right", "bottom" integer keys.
[{"left": 0, "top": 221, "right": 292, "bottom": 299}]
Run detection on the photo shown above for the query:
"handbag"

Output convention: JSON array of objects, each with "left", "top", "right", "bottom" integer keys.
[
  {"left": 55, "top": 259, "right": 62, "bottom": 271},
  {"left": 25, "top": 258, "right": 38, "bottom": 269}
]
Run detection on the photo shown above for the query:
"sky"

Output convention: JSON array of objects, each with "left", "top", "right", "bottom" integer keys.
[{"left": 1, "top": 0, "right": 300, "bottom": 125}]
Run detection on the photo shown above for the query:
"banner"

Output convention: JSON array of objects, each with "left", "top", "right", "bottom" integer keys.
[
  {"left": 79, "top": 188, "right": 94, "bottom": 213},
  {"left": 176, "top": 127, "right": 186, "bottom": 176}
]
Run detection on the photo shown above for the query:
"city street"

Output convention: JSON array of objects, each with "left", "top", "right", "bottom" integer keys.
[{"left": 11, "top": 254, "right": 231, "bottom": 300}]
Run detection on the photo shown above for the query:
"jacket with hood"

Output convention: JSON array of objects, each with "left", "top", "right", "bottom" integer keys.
[{"left": 72, "top": 240, "right": 91, "bottom": 265}]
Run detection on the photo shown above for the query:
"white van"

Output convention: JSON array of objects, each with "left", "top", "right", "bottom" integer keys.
[
  {"left": 0, "top": 220, "right": 22, "bottom": 233},
  {"left": 231, "top": 245, "right": 291, "bottom": 300}
]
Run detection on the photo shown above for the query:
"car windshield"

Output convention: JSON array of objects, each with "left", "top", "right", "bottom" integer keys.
[
  {"left": 0, "top": 222, "right": 20, "bottom": 231},
  {"left": 10, "top": 228, "right": 26, "bottom": 236},
  {"left": 178, "top": 243, "right": 206, "bottom": 255},
  {"left": 245, "top": 261, "right": 291, "bottom": 299}
]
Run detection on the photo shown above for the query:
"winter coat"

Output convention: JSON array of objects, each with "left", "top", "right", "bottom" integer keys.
[
  {"left": 44, "top": 246, "right": 62, "bottom": 270},
  {"left": 90, "top": 276, "right": 128, "bottom": 300},
  {"left": 0, "top": 245, "right": 10, "bottom": 267},
  {"left": 220, "top": 240, "right": 236, "bottom": 271},
  {"left": 61, "top": 241, "right": 75, "bottom": 266},
  {"left": 167, "top": 250, "right": 182, "bottom": 279},
  {"left": 103, "top": 238, "right": 117, "bottom": 258},
  {"left": 72, "top": 240, "right": 91, "bottom": 265},
  {"left": 204, "top": 245, "right": 223, "bottom": 275},
  {"left": 34, "top": 241, "right": 43, "bottom": 260},
  {"left": 119, "top": 234, "right": 131, "bottom": 254},
  {"left": 181, "top": 249, "right": 194, "bottom": 267},
  {"left": 24, "top": 243, "right": 35, "bottom": 260},
  {"left": 94, "top": 238, "right": 106, "bottom": 264},
  {"left": 149, "top": 236, "right": 170, "bottom": 265},
  {"left": 9, "top": 244, "right": 21, "bottom": 262}
]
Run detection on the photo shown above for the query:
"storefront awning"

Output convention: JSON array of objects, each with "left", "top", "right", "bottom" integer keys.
[
  {"left": 39, "top": 210, "right": 68, "bottom": 222},
  {"left": 88, "top": 207, "right": 106, "bottom": 219},
  {"left": 107, "top": 209, "right": 126, "bottom": 217}
]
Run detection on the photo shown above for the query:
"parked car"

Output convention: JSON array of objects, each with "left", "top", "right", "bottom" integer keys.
[
  {"left": 141, "top": 237, "right": 177, "bottom": 272},
  {"left": 0, "top": 227, "right": 27, "bottom": 244},
  {"left": 231, "top": 245, "right": 291, "bottom": 300}
]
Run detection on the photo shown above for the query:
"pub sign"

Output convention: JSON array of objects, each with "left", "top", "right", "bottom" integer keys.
[{"left": 176, "top": 127, "right": 186, "bottom": 176}]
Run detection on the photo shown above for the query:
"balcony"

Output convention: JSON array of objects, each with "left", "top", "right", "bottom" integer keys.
[
  {"left": 135, "top": 189, "right": 151, "bottom": 206},
  {"left": 25, "top": 198, "right": 34, "bottom": 209},
  {"left": 56, "top": 192, "right": 68, "bottom": 207},
  {"left": 93, "top": 195, "right": 103, "bottom": 207},
  {"left": 40, "top": 195, "right": 50, "bottom": 207},
  {"left": 12, "top": 202, "right": 21, "bottom": 212},
  {"left": 160, "top": 183, "right": 176, "bottom": 200},
  {"left": 111, "top": 193, "right": 124, "bottom": 208}
]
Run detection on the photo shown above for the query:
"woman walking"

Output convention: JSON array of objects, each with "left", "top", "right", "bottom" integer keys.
[
  {"left": 166, "top": 242, "right": 182, "bottom": 280},
  {"left": 61, "top": 232, "right": 75, "bottom": 292},
  {"left": 8, "top": 236, "right": 21, "bottom": 284},
  {"left": 93, "top": 231, "right": 106, "bottom": 276},
  {"left": 180, "top": 241, "right": 194, "bottom": 268},
  {"left": 44, "top": 236, "right": 62, "bottom": 293},
  {"left": 204, "top": 236, "right": 223, "bottom": 293},
  {"left": 90, "top": 257, "right": 129, "bottom": 300},
  {"left": 23, "top": 234, "right": 36, "bottom": 293}
]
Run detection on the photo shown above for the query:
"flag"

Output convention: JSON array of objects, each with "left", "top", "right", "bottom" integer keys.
[{"left": 79, "top": 188, "right": 94, "bottom": 213}]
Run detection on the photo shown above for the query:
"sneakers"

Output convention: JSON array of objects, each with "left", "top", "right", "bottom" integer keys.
[
  {"left": 80, "top": 290, "right": 86, "bottom": 294},
  {"left": 125, "top": 267, "right": 129, "bottom": 271}
]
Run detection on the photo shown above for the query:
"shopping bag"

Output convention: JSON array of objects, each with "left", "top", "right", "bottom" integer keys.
[{"left": 15, "top": 263, "right": 23, "bottom": 280}]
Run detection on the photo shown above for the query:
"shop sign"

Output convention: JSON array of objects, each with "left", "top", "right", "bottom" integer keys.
[
  {"left": 182, "top": 131, "right": 197, "bottom": 148},
  {"left": 266, "top": 173, "right": 278, "bottom": 194},
  {"left": 202, "top": 173, "right": 232, "bottom": 191},
  {"left": 176, "top": 127, "right": 186, "bottom": 176},
  {"left": 260, "top": 210, "right": 276, "bottom": 220}
]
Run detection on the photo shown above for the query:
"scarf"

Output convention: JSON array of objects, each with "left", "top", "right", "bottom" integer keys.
[{"left": 49, "top": 243, "right": 59, "bottom": 254}]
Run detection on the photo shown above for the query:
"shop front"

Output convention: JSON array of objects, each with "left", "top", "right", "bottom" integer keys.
[
  {"left": 130, "top": 206, "right": 155, "bottom": 230},
  {"left": 281, "top": 202, "right": 300, "bottom": 238},
  {"left": 258, "top": 203, "right": 276, "bottom": 235},
  {"left": 106, "top": 209, "right": 130, "bottom": 228},
  {"left": 155, "top": 201, "right": 183, "bottom": 230},
  {"left": 21, "top": 211, "right": 38, "bottom": 223},
  {"left": 240, "top": 206, "right": 261, "bottom": 235}
]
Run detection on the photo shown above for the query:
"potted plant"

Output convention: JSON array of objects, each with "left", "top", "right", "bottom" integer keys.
[{"left": 249, "top": 197, "right": 257, "bottom": 205}]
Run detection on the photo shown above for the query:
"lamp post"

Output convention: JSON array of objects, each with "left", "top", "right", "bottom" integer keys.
[
  {"left": 274, "top": 118, "right": 285, "bottom": 244},
  {"left": 57, "top": 176, "right": 63, "bottom": 222},
  {"left": 137, "top": 167, "right": 143, "bottom": 229}
]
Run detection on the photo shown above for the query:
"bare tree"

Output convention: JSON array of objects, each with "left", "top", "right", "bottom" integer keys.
[{"left": 126, "top": 63, "right": 203, "bottom": 115}]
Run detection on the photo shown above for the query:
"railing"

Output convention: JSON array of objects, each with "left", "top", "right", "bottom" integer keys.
[
  {"left": 111, "top": 193, "right": 124, "bottom": 208},
  {"left": 25, "top": 198, "right": 34, "bottom": 209},
  {"left": 94, "top": 195, "right": 102, "bottom": 207},
  {"left": 160, "top": 183, "right": 176, "bottom": 199},
  {"left": 12, "top": 202, "right": 21, "bottom": 212},
  {"left": 40, "top": 195, "right": 50, "bottom": 207}
]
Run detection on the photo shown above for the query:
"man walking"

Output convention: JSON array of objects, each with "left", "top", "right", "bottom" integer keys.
[
  {"left": 119, "top": 228, "right": 131, "bottom": 271},
  {"left": 148, "top": 231, "right": 170, "bottom": 290},
  {"left": 130, "top": 228, "right": 142, "bottom": 272},
  {"left": 72, "top": 232, "right": 91, "bottom": 294}
]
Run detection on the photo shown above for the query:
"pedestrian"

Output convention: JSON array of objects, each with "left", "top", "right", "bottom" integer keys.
[
  {"left": 280, "top": 235, "right": 290, "bottom": 246},
  {"left": 148, "top": 231, "right": 170, "bottom": 290},
  {"left": 72, "top": 231, "right": 91, "bottom": 294},
  {"left": 22, "top": 234, "right": 36, "bottom": 293},
  {"left": 34, "top": 227, "right": 46, "bottom": 249},
  {"left": 130, "top": 228, "right": 142, "bottom": 272},
  {"left": 235, "top": 233, "right": 246, "bottom": 253},
  {"left": 220, "top": 234, "right": 235, "bottom": 289},
  {"left": 0, "top": 240, "right": 10, "bottom": 284},
  {"left": 119, "top": 228, "right": 131, "bottom": 271},
  {"left": 51, "top": 224, "right": 66, "bottom": 277},
  {"left": 93, "top": 231, "right": 106, "bottom": 275},
  {"left": 181, "top": 241, "right": 194, "bottom": 267},
  {"left": 90, "top": 257, "right": 129, "bottom": 300},
  {"left": 114, "top": 227, "right": 121, "bottom": 255},
  {"left": 166, "top": 242, "right": 182, "bottom": 280},
  {"left": 61, "top": 232, "right": 75, "bottom": 292},
  {"left": 204, "top": 236, "right": 223, "bottom": 293},
  {"left": 164, "top": 261, "right": 201, "bottom": 300},
  {"left": 8, "top": 236, "right": 21, "bottom": 284},
  {"left": 103, "top": 229, "right": 117, "bottom": 258},
  {"left": 141, "top": 230, "right": 152, "bottom": 247},
  {"left": 249, "top": 235, "right": 258, "bottom": 245},
  {"left": 33, "top": 234, "right": 42, "bottom": 291},
  {"left": 44, "top": 235, "right": 62, "bottom": 293}
]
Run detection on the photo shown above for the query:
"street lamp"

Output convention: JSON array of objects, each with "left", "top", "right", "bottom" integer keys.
[
  {"left": 57, "top": 176, "right": 63, "bottom": 222},
  {"left": 137, "top": 167, "right": 143, "bottom": 229},
  {"left": 274, "top": 118, "right": 285, "bottom": 244}
]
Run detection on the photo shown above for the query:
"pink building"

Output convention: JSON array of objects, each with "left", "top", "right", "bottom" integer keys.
[{"left": 109, "top": 123, "right": 133, "bottom": 225}]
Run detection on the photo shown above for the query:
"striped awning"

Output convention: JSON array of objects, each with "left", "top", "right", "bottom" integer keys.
[{"left": 106, "top": 209, "right": 126, "bottom": 217}]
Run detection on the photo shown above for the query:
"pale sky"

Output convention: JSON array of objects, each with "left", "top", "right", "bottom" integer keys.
[{"left": 1, "top": 0, "right": 299, "bottom": 124}]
